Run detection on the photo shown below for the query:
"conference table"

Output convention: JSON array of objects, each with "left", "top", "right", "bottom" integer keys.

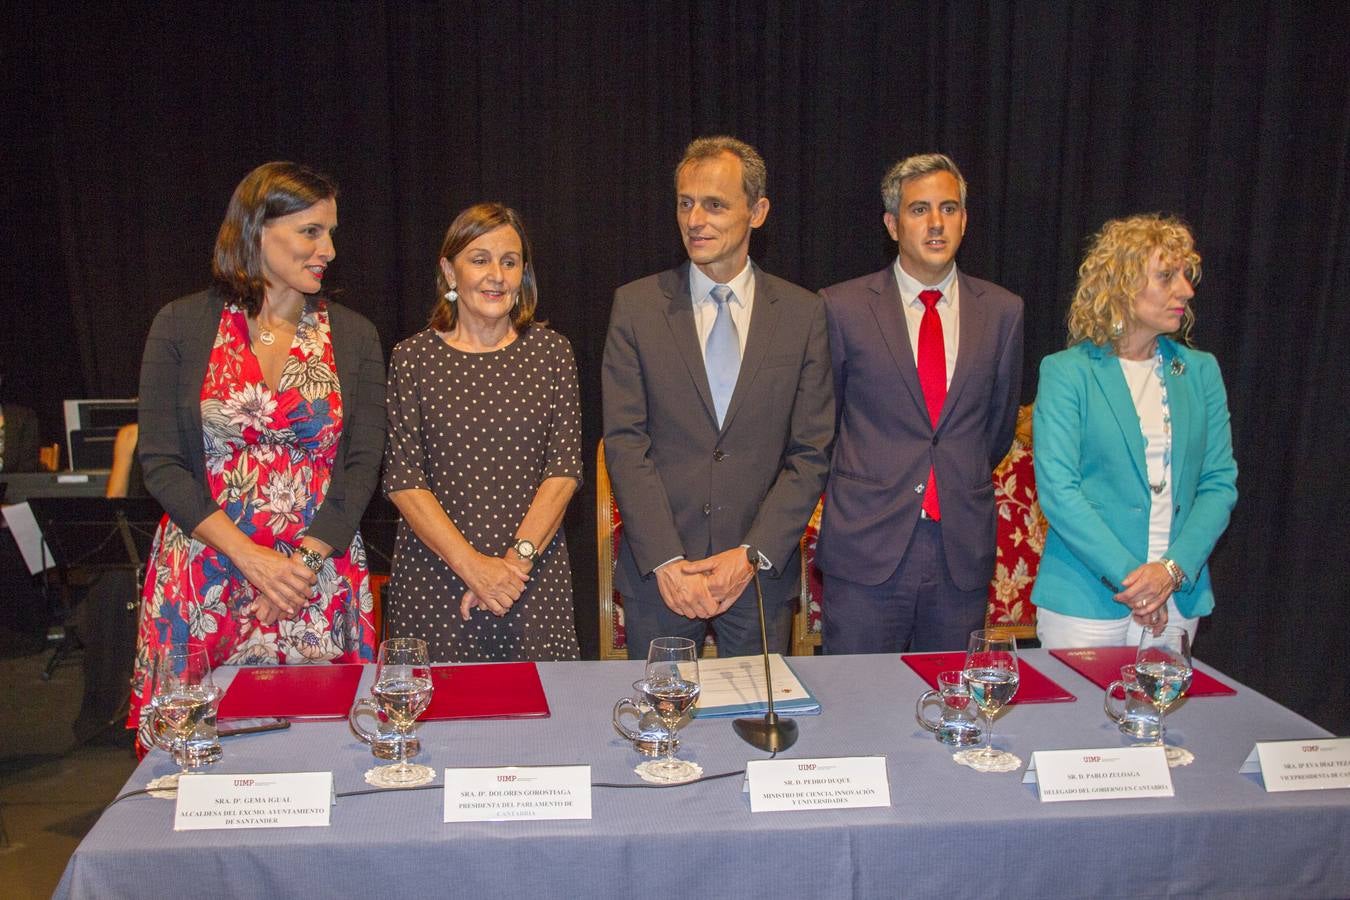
[{"left": 56, "top": 651, "right": 1350, "bottom": 899}]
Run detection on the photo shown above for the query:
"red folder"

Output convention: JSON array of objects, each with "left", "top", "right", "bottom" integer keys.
[
  {"left": 419, "top": 662, "right": 551, "bottom": 721},
  {"left": 902, "top": 652, "right": 1076, "bottom": 703},
  {"left": 217, "top": 664, "right": 363, "bottom": 720},
  {"left": 1050, "top": 647, "right": 1237, "bottom": 697}
]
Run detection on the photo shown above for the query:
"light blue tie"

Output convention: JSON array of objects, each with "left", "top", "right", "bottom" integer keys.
[{"left": 705, "top": 284, "right": 741, "bottom": 426}]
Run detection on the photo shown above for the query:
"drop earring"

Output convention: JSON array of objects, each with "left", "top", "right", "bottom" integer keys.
[{"left": 445, "top": 287, "right": 459, "bottom": 304}]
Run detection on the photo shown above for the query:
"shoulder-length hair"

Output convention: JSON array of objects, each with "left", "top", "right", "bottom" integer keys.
[
  {"left": 430, "top": 203, "right": 538, "bottom": 333},
  {"left": 1066, "top": 213, "right": 1202, "bottom": 350},
  {"left": 211, "top": 162, "right": 339, "bottom": 315}
]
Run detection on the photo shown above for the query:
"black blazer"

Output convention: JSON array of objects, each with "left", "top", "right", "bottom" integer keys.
[{"left": 137, "top": 287, "right": 386, "bottom": 555}]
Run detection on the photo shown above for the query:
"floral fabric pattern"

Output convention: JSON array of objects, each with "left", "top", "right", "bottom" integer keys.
[{"left": 129, "top": 302, "right": 375, "bottom": 731}]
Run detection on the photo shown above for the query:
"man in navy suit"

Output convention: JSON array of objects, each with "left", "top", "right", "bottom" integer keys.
[{"left": 816, "top": 154, "right": 1023, "bottom": 652}]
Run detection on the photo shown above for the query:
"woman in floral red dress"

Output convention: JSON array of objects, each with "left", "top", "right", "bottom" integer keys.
[{"left": 128, "top": 162, "right": 386, "bottom": 744}]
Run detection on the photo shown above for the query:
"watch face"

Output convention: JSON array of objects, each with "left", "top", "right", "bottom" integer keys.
[{"left": 515, "top": 540, "right": 536, "bottom": 559}]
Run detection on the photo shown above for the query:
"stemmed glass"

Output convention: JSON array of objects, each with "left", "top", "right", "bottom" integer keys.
[
  {"left": 148, "top": 644, "right": 222, "bottom": 787},
  {"left": 957, "top": 629, "right": 1021, "bottom": 771},
  {"left": 368, "top": 638, "right": 434, "bottom": 785},
  {"left": 638, "top": 637, "right": 702, "bottom": 781},
  {"left": 1135, "top": 626, "right": 1194, "bottom": 767}
]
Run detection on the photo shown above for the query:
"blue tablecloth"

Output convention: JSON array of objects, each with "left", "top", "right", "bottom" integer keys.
[{"left": 55, "top": 651, "right": 1350, "bottom": 899}]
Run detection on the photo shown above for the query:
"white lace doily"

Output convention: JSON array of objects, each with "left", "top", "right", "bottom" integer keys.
[
  {"left": 634, "top": 760, "right": 704, "bottom": 785},
  {"left": 1166, "top": 747, "right": 1196, "bottom": 768},
  {"left": 952, "top": 749, "right": 1024, "bottom": 774},
  {"left": 146, "top": 773, "right": 180, "bottom": 798},
  {"left": 363, "top": 763, "right": 436, "bottom": 788}
]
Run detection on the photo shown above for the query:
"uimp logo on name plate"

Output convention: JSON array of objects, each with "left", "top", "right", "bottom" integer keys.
[
  {"left": 174, "top": 772, "right": 333, "bottom": 831},
  {"left": 1246, "top": 738, "right": 1350, "bottom": 792}
]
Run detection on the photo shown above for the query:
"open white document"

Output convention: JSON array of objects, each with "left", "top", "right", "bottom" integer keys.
[{"left": 693, "top": 653, "right": 821, "bottom": 718}]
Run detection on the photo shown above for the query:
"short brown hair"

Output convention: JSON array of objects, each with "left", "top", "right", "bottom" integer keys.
[
  {"left": 211, "top": 162, "right": 338, "bottom": 314},
  {"left": 1067, "top": 214, "right": 1202, "bottom": 349},
  {"left": 429, "top": 203, "right": 538, "bottom": 333},
  {"left": 675, "top": 136, "right": 767, "bottom": 205}
]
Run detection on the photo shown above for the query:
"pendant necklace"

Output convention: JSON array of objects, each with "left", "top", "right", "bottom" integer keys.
[{"left": 1148, "top": 347, "right": 1172, "bottom": 494}]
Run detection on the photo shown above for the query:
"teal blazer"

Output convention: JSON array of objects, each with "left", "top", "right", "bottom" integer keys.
[{"left": 1030, "top": 338, "right": 1237, "bottom": 619}]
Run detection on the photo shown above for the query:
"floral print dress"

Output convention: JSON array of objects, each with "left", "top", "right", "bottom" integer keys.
[{"left": 128, "top": 302, "right": 376, "bottom": 734}]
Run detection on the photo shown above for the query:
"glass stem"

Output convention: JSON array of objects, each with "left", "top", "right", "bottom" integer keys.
[
  {"left": 985, "top": 711, "right": 996, "bottom": 758},
  {"left": 1155, "top": 706, "right": 1167, "bottom": 750}
]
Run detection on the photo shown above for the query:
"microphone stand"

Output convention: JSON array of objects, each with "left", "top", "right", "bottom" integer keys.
[{"left": 733, "top": 547, "right": 799, "bottom": 752}]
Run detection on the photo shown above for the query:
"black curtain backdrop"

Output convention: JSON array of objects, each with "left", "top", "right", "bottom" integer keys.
[{"left": 6, "top": 2, "right": 1347, "bottom": 732}]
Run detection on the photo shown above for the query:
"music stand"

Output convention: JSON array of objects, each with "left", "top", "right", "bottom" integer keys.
[{"left": 25, "top": 498, "right": 162, "bottom": 734}]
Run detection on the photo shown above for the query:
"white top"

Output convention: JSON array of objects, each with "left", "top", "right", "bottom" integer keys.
[
  {"left": 690, "top": 260, "right": 755, "bottom": 359},
  {"left": 1118, "top": 356, "right": 1173, "bottom": 560},
  {"left": 893, "top": 259, "right": 960, "bottom": 387}
]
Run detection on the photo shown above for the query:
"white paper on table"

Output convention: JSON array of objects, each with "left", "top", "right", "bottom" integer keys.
[
  {"left": 1246, "top": 738, "right": 1350, "bottom": 792},
  {"left": 1, "top": 502, "right": 55, "bottom": 574},
  {"left": 693, "top": 654, "right": 818, "bottom": 716}
]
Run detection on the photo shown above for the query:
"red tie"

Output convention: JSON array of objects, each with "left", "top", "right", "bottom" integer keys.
[{"left": 917, "top": 289, "right": 946, "bottom": 520}]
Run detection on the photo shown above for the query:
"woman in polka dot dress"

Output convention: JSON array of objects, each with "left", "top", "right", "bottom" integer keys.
[{"left": 383, "top": 203, "right": 581, "bottom": 661}]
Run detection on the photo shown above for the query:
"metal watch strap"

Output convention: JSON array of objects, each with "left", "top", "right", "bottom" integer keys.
[{"left": 298, "top": 548, "right": 325, "bottom": 574}]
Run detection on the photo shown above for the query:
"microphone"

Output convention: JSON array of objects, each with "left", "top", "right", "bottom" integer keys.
[{"left": 732, "top": 546, "right": 799, "bottom": 752}]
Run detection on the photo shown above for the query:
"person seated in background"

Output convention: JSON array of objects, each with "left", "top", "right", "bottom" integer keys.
[
  {"left": 128, "top": 161, "right": 387, "bottom": 747},
  {"left": 382, "top": 202, "right": 582, "bottom": 662},
  {"left": 1032, "top": 214, "right": 1237, "bottom": 648},
  {"left": 0, "top": 363, "right": 41, "bottom": 474}
]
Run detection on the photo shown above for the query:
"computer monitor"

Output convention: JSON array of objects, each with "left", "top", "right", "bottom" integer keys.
[{"left": 63, "top": 399, "right": 137, "bottom": 470}]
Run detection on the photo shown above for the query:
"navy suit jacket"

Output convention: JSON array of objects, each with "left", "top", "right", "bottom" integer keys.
[
  {"left": 816, "top": 266, "right": 1023, "bottom": 590},
  {"left": 602, "top": 263, "right": 834, "bottom": 609}
]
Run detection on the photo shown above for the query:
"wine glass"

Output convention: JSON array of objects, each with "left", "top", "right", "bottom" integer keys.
[
  {"left": 148, "top": 644, "right": 222, "bottom": 787},
  {"left": 639, "top": 637, "right": 701, "bottom": 781},
  {"left": 368, "top": 638, "right": 434, "bottom": 785},
  {"left": 959, "top": 629, "right": 1021, "bottom": 771},
  {"left": 1135, "top": 626, "right": 1194, "bottom": 767}
]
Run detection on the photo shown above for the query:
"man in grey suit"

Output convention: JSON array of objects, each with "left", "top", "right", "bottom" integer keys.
[
  {"left": 602, "top": 136, "right": 833, "bottom": 659},
  {"left": 817, "top": 154, "right": 1023, "bottom": 653}
]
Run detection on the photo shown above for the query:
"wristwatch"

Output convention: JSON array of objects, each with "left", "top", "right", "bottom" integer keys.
[
  {"left": 512, "top": 539, "right": 539, "bottom": 563},
  {"left": 297, "top": 547, "right": 325, "bottom": 575}
]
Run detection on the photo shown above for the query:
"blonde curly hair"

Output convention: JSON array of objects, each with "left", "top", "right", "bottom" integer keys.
[{"left": 1066, "top": 214, "right": 1202, "bottom": 349}]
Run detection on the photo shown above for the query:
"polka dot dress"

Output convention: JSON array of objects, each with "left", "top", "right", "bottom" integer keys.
[{"left": 383, "top": 325, "right": 582, "bottom": 662}]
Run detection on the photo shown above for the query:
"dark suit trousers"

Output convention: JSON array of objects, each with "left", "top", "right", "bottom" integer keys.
[
  {"left": 822, "top": 519, "right": 987, "bottom": 653},
  {"left": 623, "top": 586, "right": 791, "bottom": 660}
]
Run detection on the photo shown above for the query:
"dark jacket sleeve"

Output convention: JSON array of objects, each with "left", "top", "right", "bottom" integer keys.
[
  {"left": 137, "top": 293, "right": 220, "bottom": 534},
  {"left": 306, "top": 303, "right": 387, "bottom": 554}
]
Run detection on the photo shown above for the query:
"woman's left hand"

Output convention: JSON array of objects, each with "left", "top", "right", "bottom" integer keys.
[{"left": 1115, "top": 561, "right": 1174, "bottom": 620}]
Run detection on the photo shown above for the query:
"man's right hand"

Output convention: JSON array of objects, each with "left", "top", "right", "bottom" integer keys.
[{"left": 656, "top": 562, "right": 718, "bottom": 619}]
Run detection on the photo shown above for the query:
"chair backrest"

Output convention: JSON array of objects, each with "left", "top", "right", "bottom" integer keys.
[
  {"left": 794, "top": 498, "right": 824, "bottom": 656},
  {"left": 984, "top": 404, "right": 1043, "bottom": 639},
  {"left": 39, "top": 442, "right": 61, "bottom": 472}
]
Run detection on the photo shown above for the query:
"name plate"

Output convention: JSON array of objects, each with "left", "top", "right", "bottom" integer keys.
[
  {"left": 174, "top": 772, "right": 332, "bottom": 830},
  {"left": 1026, "top": 748, "right": 1173, "bottom": 802},
  {"left": 444, "top": 766, "right": 592, "bottom": 822},
  {"left": 746, "top": 756, "right": 890, "bottom": 812},
  {"left": 1245, "top": 738, "right": 1350, "bottom": 792}
]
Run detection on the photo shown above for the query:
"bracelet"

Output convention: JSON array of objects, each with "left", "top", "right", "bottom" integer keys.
[
  {"left": 1159, "top": 558, "right": 1186, "bottom": 591},
  {"left": 298, "top": 547, "right": 325, "bottom": 575}
]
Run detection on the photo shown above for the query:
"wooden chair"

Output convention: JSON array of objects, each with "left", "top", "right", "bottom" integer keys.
[{"left": 983, "top": 404, "right": 1044, "bottom": 639}]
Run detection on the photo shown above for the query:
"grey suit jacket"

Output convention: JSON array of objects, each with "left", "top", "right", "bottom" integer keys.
[
  {"left": 816, "top": 267, "right": 1023, "bottom": 590},
  {"left": 602, "top": 262, "right": 834, "bottom": 607},
  {"left": 137, "top": 287, "right": 386, "bottom": 555}
]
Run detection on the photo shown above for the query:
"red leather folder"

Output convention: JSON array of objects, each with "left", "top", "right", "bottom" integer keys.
[
  {"left": 1050, "top": 647, "right": 1237, "bottom": 697},
  {"left": 902, "top": 652, "right": 1077, "bottom": 703},
  {"left": 419, "top": 662, "right": 551, "bottom": 721},
  {"left": 217, "top": 664, "right": 363, "bottom": 720}
]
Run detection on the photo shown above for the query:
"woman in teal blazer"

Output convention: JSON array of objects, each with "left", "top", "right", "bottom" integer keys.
[{"left": 1032, "top": 215, "right": 1237, "bottom": 647}]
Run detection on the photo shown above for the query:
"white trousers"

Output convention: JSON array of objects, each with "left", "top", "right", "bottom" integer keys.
[{"left": 1035, "top": 598, "right": 1199, "bottom": 649}]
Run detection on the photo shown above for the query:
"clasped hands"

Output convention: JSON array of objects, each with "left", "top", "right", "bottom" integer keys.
[
  {"left": 459, "top": 551, "right": 531, "bottom": 620},
  {"left": 241, "top": 545, "right": 321, "bottom": 626},
  {"left": 656, "top": 547, "right": 756, "bottom": 619},
  {"left": 1115, "top": 561, "right": 1174, "bottom": 632}
]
